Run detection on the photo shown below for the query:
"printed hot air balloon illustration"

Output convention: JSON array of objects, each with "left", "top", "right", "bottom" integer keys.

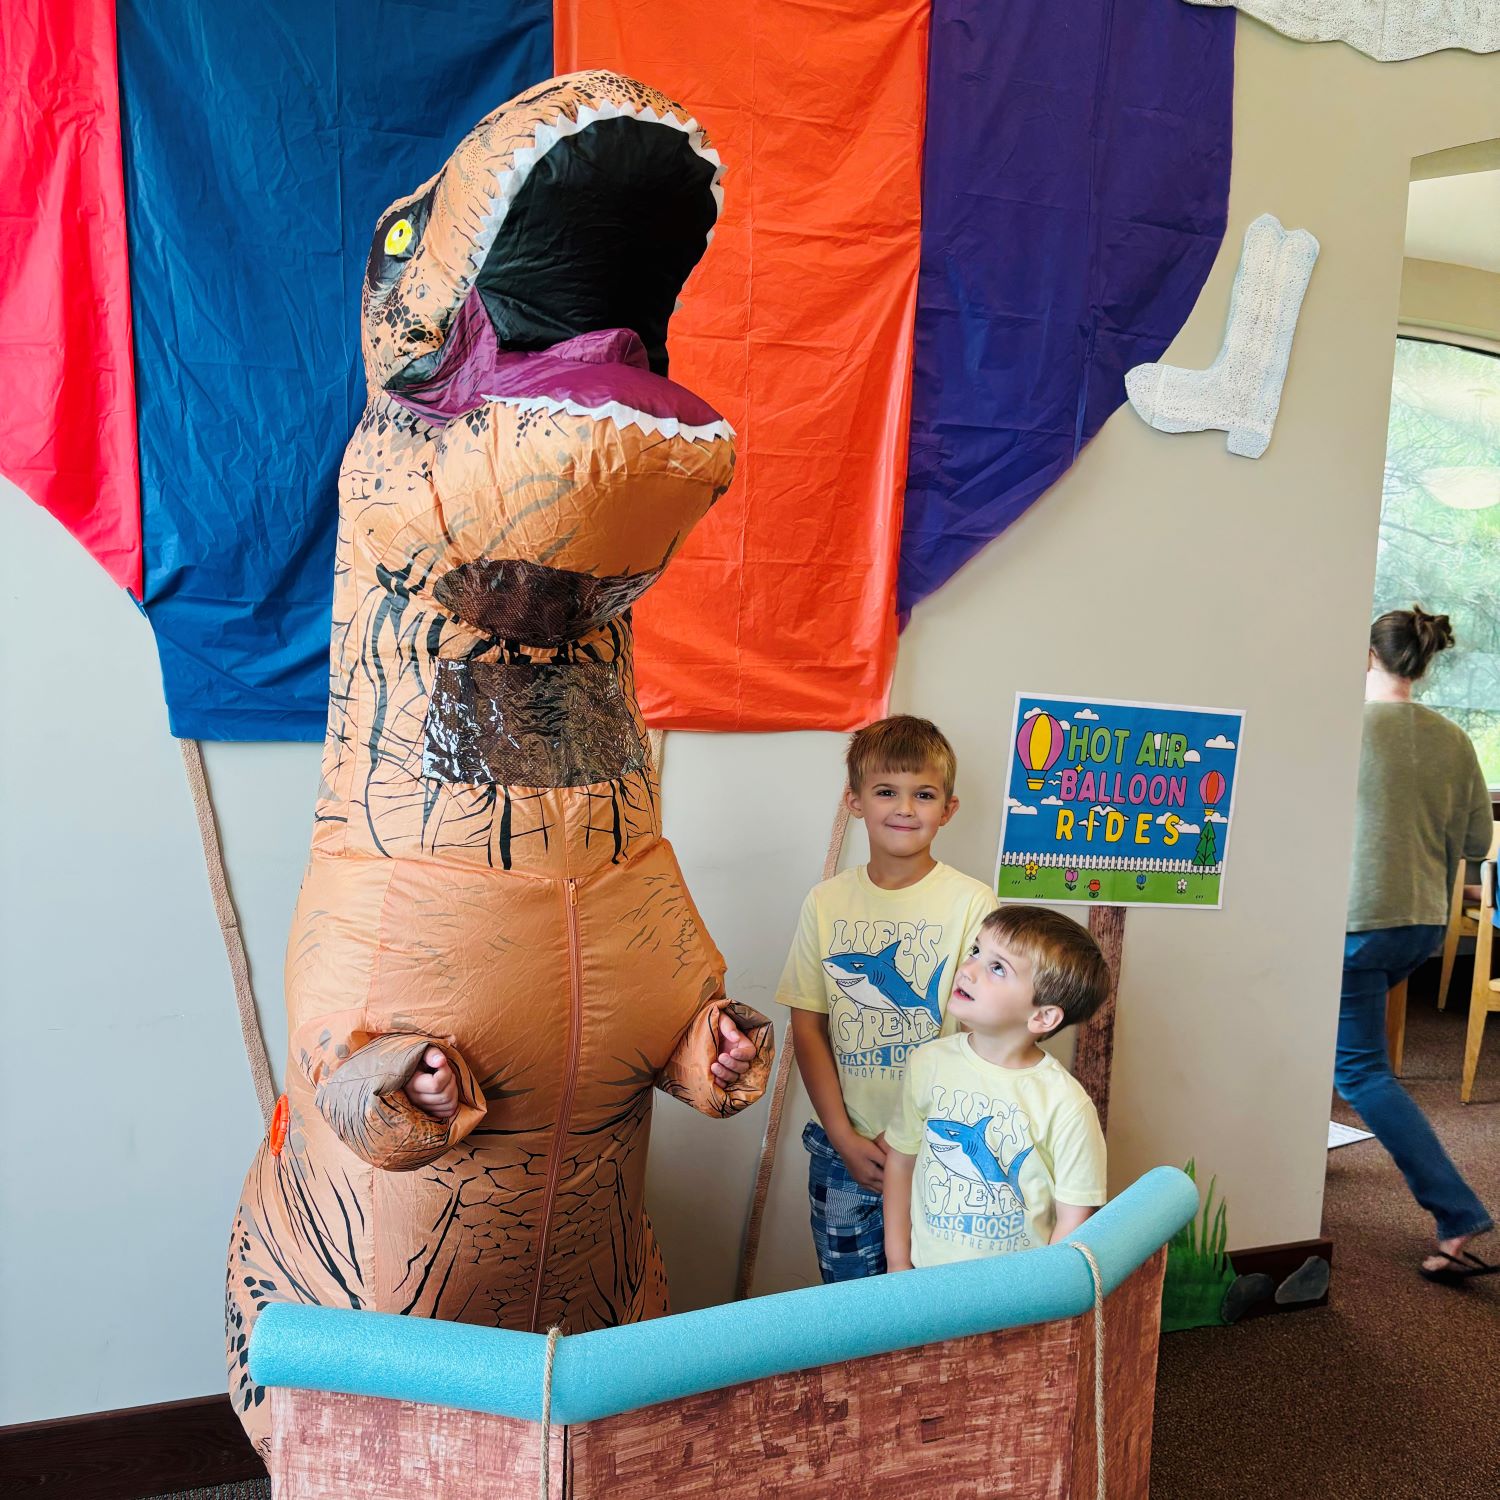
[
  {"left": 1199, "top": 768, "right": 1227, "bottom": 815},
  {"left": 1193, "top": 767, "right": 1225, "bottom": 877},
  {"left": 1016, "top": 712, "right": 1066, "bottom": 792}
]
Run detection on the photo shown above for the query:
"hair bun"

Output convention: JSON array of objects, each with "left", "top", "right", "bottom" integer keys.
[{"left": 1410, "top": 604, "right": 1455, "bottom": 653}]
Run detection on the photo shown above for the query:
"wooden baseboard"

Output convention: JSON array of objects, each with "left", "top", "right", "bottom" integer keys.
[
  {"left": 0, "top": 1392, "right": 262, "bottom": 1498},
  {"left": 1225, "top": 1236, "right": 1334, "bottom": 1318}
]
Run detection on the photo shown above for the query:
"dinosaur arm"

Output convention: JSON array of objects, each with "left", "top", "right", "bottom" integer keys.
[
  {"left": 292, "top": 1014, "right": 487, "bottom": 1171},
  {"left": 656, "top": 990, "right": 775, "bottom": 1119}
]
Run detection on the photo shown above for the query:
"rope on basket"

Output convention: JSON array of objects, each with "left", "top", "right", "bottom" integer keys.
[
  {"left": 538, "top": 1324, "right": 563, "bottom": 1499},
  {"left": 1069, "top": 1240, "right": 1108, "bottom": 1500},
  {"left": 180, "top": 738, "right": 276, "bottom": 1125},
  {"left": 734, "top": 791, "right": 852, "bottom": 1300}
]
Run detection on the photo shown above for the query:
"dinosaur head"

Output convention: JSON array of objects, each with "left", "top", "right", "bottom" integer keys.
[
  {"left": 355, "top": 72, "right": 733, "bottom": 645},
  {"left": 362, "top": 71, "right": 722, "bottom": 391}
]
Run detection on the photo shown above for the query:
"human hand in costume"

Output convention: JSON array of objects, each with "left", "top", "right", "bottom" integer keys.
[
  {"left": 832, "top": 1126, "right": 887, "bottom": 1193},
  {"left": 403, "top": 1047, "right": 460, "bottom": 1120},
  {"left": 710, "top": 1012, "right": 757, "bottom": 1086}
]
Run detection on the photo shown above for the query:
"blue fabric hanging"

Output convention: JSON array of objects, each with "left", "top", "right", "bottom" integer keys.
[{"left": 118, "top": 0, "right": 552, "bottom": 739}]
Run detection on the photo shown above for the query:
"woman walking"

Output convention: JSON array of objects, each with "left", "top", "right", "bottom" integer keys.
[{"left": 1341, "top": 606, "right": 1495, "bottom": 1284}]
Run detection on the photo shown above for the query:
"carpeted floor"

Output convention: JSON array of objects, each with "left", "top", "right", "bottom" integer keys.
[
  {"left": 152, "top": 1488, "right": 267, "bottom": 1499},
  {"left": 1152, "top": 962, "right": 1499, "bottom": 1500}
]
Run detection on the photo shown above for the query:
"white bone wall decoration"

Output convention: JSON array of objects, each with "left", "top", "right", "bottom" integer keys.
[
  {"left": 1183, "top": 1, "right": 1499, "bottom": 62},
  {"left": 1125, "top": 214, "right": 1320, "bottom": 459}
]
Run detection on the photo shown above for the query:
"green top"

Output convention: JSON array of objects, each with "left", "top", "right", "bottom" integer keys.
[{"left": 1348, "top": 701, "right": 1494, "bottom": 932}]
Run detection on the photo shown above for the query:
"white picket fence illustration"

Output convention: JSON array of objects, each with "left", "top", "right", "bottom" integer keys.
[{"left": 999, "top": 851, "right": 1222, "bottom": 875}]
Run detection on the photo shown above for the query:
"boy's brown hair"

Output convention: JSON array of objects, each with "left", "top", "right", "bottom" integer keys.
[
  {"left": 979, "top": 905, "right": 1110, "bottom": 1035},
  {"left": 846, "top": 715, "right": 958, "bottom": 798}
]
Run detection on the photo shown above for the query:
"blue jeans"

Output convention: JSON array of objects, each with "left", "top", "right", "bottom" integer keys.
[
  {"left": 1337, "top": 926, "right": 1493, "bottom": 1241},
  {"left": 804, "top": 1121, "right": 887, "bottom": 1281}
]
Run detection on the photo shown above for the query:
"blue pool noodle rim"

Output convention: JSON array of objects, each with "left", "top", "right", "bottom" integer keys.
[{"left": 250, "top": 1164, "right": 1197, "bottom": 1426}]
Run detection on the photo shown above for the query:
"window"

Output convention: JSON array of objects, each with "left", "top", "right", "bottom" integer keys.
[{"left": 1374, "top": 337, "right": 1500, "bottom": 783}]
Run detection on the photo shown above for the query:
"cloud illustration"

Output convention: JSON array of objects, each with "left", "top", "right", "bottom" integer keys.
[
  {"left": 1183, "top": 749, "right": 1201, "bottom": 762},
  {"left": 1041, "top": 795, "right": 1064, "bottom": 806},
  {"left": 1023, "top": 707, "right": 1070, "bottom": 727},
  {"left": 1074, "top": 708, "right": 1100, "bottom": 721},
  {"left": 1204, "top": 735, "right": 1236, "bottom": 751},
  {"left": 1006, "top": 797, "right": 1038, "bottom": 815},
  {"left": 1207, "top": 811, "right": 1229, "bottom": 823}
]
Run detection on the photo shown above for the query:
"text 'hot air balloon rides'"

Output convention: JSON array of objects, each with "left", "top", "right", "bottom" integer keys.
[{"left": 1016, "top": 712, "right": 1065, "bottom": 792}]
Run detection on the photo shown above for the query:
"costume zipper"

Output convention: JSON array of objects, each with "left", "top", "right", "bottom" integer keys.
[{"left": 529, "top": 876, "right": 583, "bottom": 1332}]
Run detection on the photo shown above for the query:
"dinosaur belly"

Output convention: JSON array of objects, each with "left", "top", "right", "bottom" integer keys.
[{"left": 227, "top": 835, "right": 720, "bottom": 1446}]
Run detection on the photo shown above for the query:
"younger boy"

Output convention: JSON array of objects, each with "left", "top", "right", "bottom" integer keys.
[
  {"left": 883, "top": 905, "right": 1109, "bottom": 1269},
  {"left": 777, "top": 716, "right": 997, "bottom": 1281}
]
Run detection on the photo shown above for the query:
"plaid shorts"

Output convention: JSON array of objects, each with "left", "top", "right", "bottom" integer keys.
[{"left": 804, "top": 1120, "right": 887, "bottom": 1282}]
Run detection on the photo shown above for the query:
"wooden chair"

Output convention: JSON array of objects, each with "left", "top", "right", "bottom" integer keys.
[
  {"left": 1386, "top": 978, "right": 1409, "bottom": 1076},
  {"left": 1463, "top": 858, "right": 1499, "bottom": 1104},
  {"left": 1438, "top": 822, "right": 1500, "bottom": 1009}
]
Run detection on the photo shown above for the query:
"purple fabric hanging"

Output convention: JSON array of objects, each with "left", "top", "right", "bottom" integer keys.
[{"left": 900, "top": 0, "right": 1235, "bottom": 615}]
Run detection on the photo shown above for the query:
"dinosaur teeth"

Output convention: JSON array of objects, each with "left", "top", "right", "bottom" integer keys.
[
  {"left": 477, "top": 101, "right": 727, "bottom": 263},
  {"left": 458, "top": 99, "right": 729, "bottom": 320},
  {"left": 484, "top": 394, "right": 735, "bottom": 445}
]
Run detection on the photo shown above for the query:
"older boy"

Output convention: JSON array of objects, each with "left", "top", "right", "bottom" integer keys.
[
  {"left": 777, "top": 716, "right": 997, "bottom": 1281},
  {"left": 883, "top": 905, "right": 1109, "bottom": 1269}
]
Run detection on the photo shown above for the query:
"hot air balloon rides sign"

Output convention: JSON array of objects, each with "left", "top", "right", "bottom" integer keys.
[{"left": 998, "top": 694, "right": 1245, "bottom": 909}]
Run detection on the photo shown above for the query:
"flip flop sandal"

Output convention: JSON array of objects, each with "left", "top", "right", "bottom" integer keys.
[{"left": 1420, "top": 1250, "right": 1500, "bottom": 1286}]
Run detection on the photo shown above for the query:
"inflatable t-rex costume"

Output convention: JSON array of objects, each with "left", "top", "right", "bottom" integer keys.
[{"left": 226, "top": 71, "right": 774, "bottom": 1451}]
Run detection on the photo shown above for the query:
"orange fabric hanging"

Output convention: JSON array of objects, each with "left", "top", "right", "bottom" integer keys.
[{"left": 555, "top": 3, "right": 929, "bottom": 731}]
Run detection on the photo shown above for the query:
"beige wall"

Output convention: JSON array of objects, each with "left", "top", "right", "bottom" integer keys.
[{"left": 2, "top": 19, "right": 1497, "bottom": 1423}]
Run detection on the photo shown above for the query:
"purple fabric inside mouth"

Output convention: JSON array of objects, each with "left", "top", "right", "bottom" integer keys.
[{"left": 388, "top": 289, "right": 724, "bottom": 427}]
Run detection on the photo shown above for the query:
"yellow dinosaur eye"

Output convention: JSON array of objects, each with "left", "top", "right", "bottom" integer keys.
[{"left": 383, "top": 218, "right": 414, "bottom": 256}]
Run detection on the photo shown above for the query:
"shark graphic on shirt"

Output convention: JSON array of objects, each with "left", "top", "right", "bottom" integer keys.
[
  {"left": 925, "top": 1116, "right": 1032, "bottom": 1209},
  {"left": 822, "top": 941, "right": 947, "bottom": 1031}
]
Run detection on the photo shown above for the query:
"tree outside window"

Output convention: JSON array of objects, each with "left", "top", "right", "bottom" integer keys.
[{"left": 1374, "top": 337, "right": 1500, "bottom": 784}]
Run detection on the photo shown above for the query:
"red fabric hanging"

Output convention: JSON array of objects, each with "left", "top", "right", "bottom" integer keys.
[{"left": 0, "top": 0, "right": 141, "bottom": 596}]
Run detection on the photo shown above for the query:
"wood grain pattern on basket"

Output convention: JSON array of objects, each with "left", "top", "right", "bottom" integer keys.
[{"left": 269, "top": 1250, "right": 1168, "bottom": 1500}]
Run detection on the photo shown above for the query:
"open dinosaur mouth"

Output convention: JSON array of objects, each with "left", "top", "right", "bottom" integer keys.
[
  {"left": 473, "top": 107, "right": 721, "bottom": 377},
  {"left": 385, "top": 102, "right": 725, "bottom": 421}
]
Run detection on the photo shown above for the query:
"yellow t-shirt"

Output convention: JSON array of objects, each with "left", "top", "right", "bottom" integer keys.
[
  {"left": 886, "top": 1035, "right": 1107, "bottom": 1266},
  {"left": 776, "top": 862, "right": 998, "bottom": 1138}
]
